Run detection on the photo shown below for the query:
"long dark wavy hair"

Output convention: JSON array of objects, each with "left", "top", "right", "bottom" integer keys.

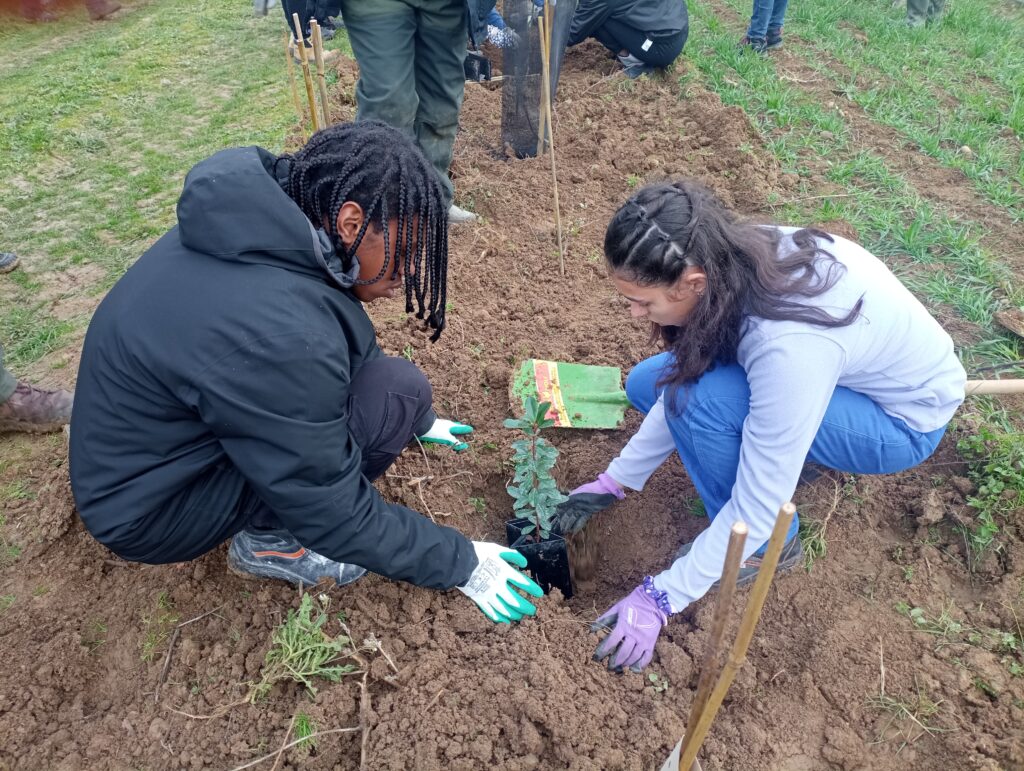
[{"left": 604, "top": 180, "right": 862, "bottom": 402}]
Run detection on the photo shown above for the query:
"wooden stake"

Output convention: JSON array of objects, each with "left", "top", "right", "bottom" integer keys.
[
  {"left": 536, "top": 9, "right": 564, "bottom": 274},
  {"left": 284, "top": 31, "right": 307, "bottom": 138},
  {"left": 535, "top": 14, "right": 549, "bottom": 155},
  {"left": 292, "top": 13, "right": 321, "bottom": 133},
  {"left": 310, "top": 21, "right": 330, "bottom": 129},
  {"left": 677, "top": 503, "right": 796, "bottom": 771},
  {"left": 964, "top": 378, "right": 1024, "bottom": 395},
  {"left": 679, "top": 522, "right": 747, "bottom": 764}
]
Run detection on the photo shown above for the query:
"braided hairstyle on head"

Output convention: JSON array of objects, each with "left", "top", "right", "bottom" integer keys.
[
  {"left": 277, "top": 121, "right": 449, "bottom": 340},
  {"left": 605, "top": 180, "right": 861, "bottom": 404}
]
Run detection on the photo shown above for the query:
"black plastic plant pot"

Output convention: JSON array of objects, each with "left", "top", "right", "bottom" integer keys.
[{"left": 505, "top": 517, "right": 573, "bottom": 599}]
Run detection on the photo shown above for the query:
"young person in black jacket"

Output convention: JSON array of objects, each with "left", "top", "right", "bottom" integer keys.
[
  {"left": 70, "top": 122, "right": 542, "bottom": 625},
  {"left": 569, "top": 0, "right": 689, "bottom": 78}
]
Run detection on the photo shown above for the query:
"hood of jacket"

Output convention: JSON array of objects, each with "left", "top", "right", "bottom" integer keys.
[{"left": 175, "top": 145, "right": 359, "bottom": 289}]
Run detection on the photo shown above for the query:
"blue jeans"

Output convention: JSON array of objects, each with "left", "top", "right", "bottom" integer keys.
[
  {"left": 626, "top": 353, "right": 947, "bottom": 552},
  {"left": 746, "top": 0, "right": 788, "bottom": 38}
]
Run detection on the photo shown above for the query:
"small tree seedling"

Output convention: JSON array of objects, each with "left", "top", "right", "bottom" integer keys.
[{"left": 504, "top": 396, "right": 567, "bottom": 541}]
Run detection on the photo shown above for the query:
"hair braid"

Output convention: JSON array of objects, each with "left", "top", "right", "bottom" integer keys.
[
  {"left": 276, "top": 121, "right": 450, "bottom": 339},
  {"left": 604, "top": 179, "right": 861, "bottom": 407}
]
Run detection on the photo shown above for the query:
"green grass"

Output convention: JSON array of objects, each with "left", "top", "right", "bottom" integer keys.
[
  {"left": 685, "top": 0, "right": 1023, "bottom": 371},
  {"left": 293, "top": 711, "right": 318, "bottom": 753},
  {"left": 0, "top": 0, "right": 318, "bottom": 370},
  {"left": 711, "top": 0, "right": 1024, "bottom": 219},
  {"left": 140, "top": 593, "right": 179, "bottom": 662},
  {"left": 957, "top": 423, "right": 1024, "bottom": 560}
]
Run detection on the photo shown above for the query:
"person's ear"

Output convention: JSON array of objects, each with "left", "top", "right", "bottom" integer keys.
[
  {"left": 333, "top": 201, "right": 365, "bottom": 249},
  {"left": 669, "top": 266, "right": 707, "bottom": 300}
]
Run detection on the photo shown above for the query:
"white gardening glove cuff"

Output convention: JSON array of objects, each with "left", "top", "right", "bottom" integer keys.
[
  {"left": 418, "top": 417, "right": 473, "bottom": 452},
  {"left": 457, "top": 541, "right": 544, "bottom": 623}
]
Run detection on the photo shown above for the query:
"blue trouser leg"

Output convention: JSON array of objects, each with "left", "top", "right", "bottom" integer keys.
[
  {"left": 625, "top": 353, "right": 946, "bottom": 553},
  {"left": 747, "top": 0, "right": 789, "bottom": 38}
]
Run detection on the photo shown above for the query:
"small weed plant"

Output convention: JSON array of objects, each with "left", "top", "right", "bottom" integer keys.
[
  {"left": 293, "top": 711, "right": 318, "bottom": 754},
  {"left": 504, "top": 397, "right": 567, "bottom": 541},
  {"left": 140, "top": 594, "right": 179, "bottom": 662},
  {"left": 251, "top": 593, "right": 356, "bottom": 701},
  {"left": 957, "top": 425, "right": 1024, "bottom": 561}
]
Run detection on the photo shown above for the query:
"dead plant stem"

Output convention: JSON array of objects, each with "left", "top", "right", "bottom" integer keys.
[
  {"left": 269, "top": 713, "right": 296, "bottom": 771},
  {"left": 225, "top": 728, "right": 360, "bottom": 771}
]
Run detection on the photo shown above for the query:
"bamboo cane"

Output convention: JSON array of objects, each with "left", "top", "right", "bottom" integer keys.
[
  {"left": 677, "top": 503, "right": 797, "bottom": 771},
  {"left": 536, "top": 8, "right": 565, "bottom": 274},
  {"left": 310, "top": 21, "right": 330, "bottom": 129},
  {"left": 678, "top": 522, "right": 748, "bottom": 767},
  {"left": 284, "top": 31, "right": 307, "bottom": 138},
  {"left": 964, "top": 379, "right": 1024, "bottom": 395},
  {"left": 292, "top": 13, "right": 321, "bottom": 133},
  {"left": 535, "top": 14, "right": 549, "bottom": 155}
]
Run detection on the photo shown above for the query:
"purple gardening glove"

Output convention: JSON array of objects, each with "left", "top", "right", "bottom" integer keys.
[
  {"left": 591, "top": 577, "right": 669, "bottom": 672},
  {"left": 553, "top": 472, "right": 625, "bottom": 534}
]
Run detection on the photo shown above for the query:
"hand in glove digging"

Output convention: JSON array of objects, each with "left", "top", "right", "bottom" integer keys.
[
  {"left": 418, "top": 418, "right": 473, "bottom": 452},
  {"left": 591, "top": 578, "right": 669, "bottom": 672},
  {"left": 458, "top": 542, "right": 544, "bottom": 623},
  {"left": 554, "top": 472, "right": 625, "bottom": 534}
]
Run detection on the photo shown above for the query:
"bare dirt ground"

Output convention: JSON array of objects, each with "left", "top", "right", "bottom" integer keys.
[{"left": 0, "top": 43, "right": 1021, "bottom": 771}]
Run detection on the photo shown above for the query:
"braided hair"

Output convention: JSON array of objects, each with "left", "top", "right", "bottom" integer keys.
[
  {"left": 277, "top": 121, "right": 449, "bottom": 340},
  {"left": 605, "top": 180, "right": 862, "bottom": 403}
]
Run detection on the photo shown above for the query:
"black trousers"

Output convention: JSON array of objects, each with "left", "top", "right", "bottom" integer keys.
[
  {"left": 105, "top": 356, "right": 435, "bottom": 563},
  {"left": 592, "top": 21, "right": 688, "bottom": 68},
  {"left": 281, "top": 0, "right": 341, "bottom": 37}
]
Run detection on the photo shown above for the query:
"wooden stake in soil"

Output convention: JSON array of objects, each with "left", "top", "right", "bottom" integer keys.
[
  {"left": 964, "top": 378, "right": 1024, "bottom": 395},
  {"left": 676, "top": 503, "right": 797, "bottom": 771},
  {"left": 535, "top": 14, "right": 550, "bottom": 155},
  {"left": 284, "top": 31, "right": 307, "bottom": 138},
  {"left": 292, "top": 13, "right": 321, "bottom": 133},
  {"left": 678, "top": 522, "right": 748, "bottom": 760},
  {"left": 536, "top": 10, "right": 565, "bottom": 274},
  {"left": 310, "top": 20, "right": 331, "bottom": 129}
]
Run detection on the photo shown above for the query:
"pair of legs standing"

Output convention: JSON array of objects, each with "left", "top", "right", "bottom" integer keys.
[
  {"left": 625, "top": 352, "right": 946, "bottom": 553},
  {"left": 906, "top": 0, "right": 946, "bottom": 26},
  {"left": 746, "top": 0, "right": 788, "bottom": 44},
  {"left": 340, "top": 0, "right": 466, "bottom": 208}
]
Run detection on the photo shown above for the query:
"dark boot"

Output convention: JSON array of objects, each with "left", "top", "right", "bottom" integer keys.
[
  {"left": 0, "top": 382, "right": 74, "bottom": 433},
  {"left": 86, "top": 0, "right": 121, "bottom": 21}
]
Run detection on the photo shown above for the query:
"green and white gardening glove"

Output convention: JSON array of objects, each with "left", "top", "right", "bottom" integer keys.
[
  {"left": 457, "top": 541, "right": 544, "bottom": 623},
  {"left": 418, "top": 417, "right": 473, "bottom": 452}
]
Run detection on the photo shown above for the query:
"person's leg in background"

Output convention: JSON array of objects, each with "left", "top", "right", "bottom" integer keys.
[
  {"left": 742, "top": 0, "right": 775, "bottom": 52},
  {"left": 927, "top": 0, "right": 946, "bottom": 23},
  {"left": 0, "top": 347, "right": 17, "bottom": 407},
  {"left": 340, "top": 0, "right": 420, "bottom": 169},
  {"left": 766, "top": 0, "right": 788, "bottom": 48},
  {"left": 590, "top": 22, "right": 627, "bottom": 55},
  {"left": 0, "top": 343, "right": 75, "bottom": 433},
  {"left": 906, "top": 0, "right": 930, "bottom": 26},
  {"left": 281, "top": 0, "right": 313, "bottom": 40},
  {"left": 412, "top": 0, "right": 469, "bottom": 215}
]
